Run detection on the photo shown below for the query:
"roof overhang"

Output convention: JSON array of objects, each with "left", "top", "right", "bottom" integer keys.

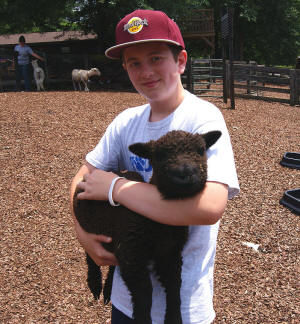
[{"left": 0, "top": 31, "right": 98, "bottom": 46}]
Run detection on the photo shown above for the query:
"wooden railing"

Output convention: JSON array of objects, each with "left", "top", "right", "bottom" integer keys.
[
  {"left": 231, "top": 63, "right": 300, "bottom": 106},
  {"left": 183, "top": 58, "right": 300, "bottom": 106}
]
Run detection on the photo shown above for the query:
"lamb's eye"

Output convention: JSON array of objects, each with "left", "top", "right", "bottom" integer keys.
[
  {"left": 156, "top": 149, "right": 167, "bottom": 159},
  {"left": 197, "top": 147, "right": 205, "bottom": 155}
]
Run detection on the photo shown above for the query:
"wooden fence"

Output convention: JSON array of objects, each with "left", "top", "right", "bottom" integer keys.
[
  {"left": 230, "top": 62, "right": 300, "bottom": 106},
  {"left": 1, "top": 50, "right": 300, "bottom": 104},
  {"left": 183, "top": 59, "right": 300, "bottom": 106},
  {"left": 182, "top": 58, "right": 224, "bottom": 98}
]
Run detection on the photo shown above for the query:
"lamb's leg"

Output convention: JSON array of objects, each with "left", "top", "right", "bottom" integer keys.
[
  {"left": 86, "top": 252, "right": 102, "bottom": 300},
  {"left": 83, "top": 80, "right": 89, "bottom": 92},
  {"left": 103, "top": 265, "right": 115, "bottom": 305},
  {"left": 72, "top": 79, "right": 77, "bottom": 91},
  {"left": 36, "top": 71, "right": 41, "bottom": 91},
  {"left": 40, "top": 70, "right": 45, "bottom": 90},
  {"left": 115, "top": 222, "right": 153, "bottom": 323},
  {"left": 34, "top": 72, "right": 38, "bottom": 91},
  {"left": 119, "top": 264, "right": 152, "bottom": 324},
  {"left": 153, "top": 251, "right": 183, "bottom": 324}
]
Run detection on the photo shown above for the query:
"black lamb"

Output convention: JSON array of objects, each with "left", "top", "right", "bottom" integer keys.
[{"left": 73, "top": 130, "right": 221, "bottom": 324}]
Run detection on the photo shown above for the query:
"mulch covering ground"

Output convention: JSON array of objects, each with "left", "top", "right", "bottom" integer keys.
[{"left": 0, "top": 90, "right": 299, "bottom": 323}]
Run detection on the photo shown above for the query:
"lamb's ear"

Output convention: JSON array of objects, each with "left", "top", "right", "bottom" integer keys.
[
  {"left": 202, "top": 131, "right": 222, "bottom": 150},
  {"left": 129, "top": 142, "right": 152, "bottom": 159}
]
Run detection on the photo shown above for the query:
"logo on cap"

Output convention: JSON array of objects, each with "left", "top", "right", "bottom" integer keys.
[{"left": 124, "top": 17, "right": 148, "bottom": 34}]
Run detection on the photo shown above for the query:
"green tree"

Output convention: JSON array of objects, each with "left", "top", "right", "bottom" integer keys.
[
  {"left": 0, "top": 0, "right": 76, "bottom": 34},
  {"left": 240, "top": 0, "right": 300, "bottom": 65},
  {"left": 72, "top": 0, "right": 199, "bottom": 52},
  {"left": 1, "top": 0, "right": 299, "bottom": 65},
  {"left": 202, "top": 0, "right": 300, "bottom": 65}
]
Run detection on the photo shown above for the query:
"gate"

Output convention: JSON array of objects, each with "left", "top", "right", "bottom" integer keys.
[{"left": 183, "top": 58, "right": 223, "bottom": 98}]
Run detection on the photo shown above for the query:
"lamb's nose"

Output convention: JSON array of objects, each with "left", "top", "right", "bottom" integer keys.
[{"left": 170, "top": 164, "right": 198, "bottom": 184}]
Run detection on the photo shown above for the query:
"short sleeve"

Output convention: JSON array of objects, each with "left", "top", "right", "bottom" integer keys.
[
  {"left": 195, "top": 110, "right": 239, "bottom": 200},
  {"left": 86, "top": 119, "right": 122, "bottom": 171}
]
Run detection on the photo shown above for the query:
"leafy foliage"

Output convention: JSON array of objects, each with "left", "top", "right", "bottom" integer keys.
[
  {"left": 204, "top": 0, "right": 300, "bottom": 65},
  {"left": 0, "top": 0, "right": 76, "bottom": 34},
  {"left": 71, "top": 0, "right": 198, "bottom": 51},
  {"left": 240, "top": 0, "right": 300, "bottom": 65},
  {"left": 1, "top": 0, "right": 299, "bottom": 65}
]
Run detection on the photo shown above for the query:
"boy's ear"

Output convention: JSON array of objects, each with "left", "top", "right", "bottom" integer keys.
[
  {"left": 178, "top": 50, "right": 187, "bottom": 75},
  {"left": 202, "top": 131, "right": 222, "bottom": 150},
  {"left": 129, "top": 142, "right": 152, "bottom": 159}
]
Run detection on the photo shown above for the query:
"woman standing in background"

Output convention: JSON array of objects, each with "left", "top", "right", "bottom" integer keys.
[{"left": 13, "top": 35, "right": 44, "bottom": 91}]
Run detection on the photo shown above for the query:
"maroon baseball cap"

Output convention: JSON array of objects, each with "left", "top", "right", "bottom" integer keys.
[{"left": 105, "top": 9, "right": 185, "bottom": 59}]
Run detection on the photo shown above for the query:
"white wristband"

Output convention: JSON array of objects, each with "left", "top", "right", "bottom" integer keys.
[{"left": 108, "top": 176, "right": 124, "bottom": 206}]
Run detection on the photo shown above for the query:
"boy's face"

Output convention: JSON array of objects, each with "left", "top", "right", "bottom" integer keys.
[{"left": 122, "top": 42, "right": 187, "bottom": 105}]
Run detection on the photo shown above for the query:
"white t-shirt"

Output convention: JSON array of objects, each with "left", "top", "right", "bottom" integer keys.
[{"left": 86, "top": 90, "right": 240, "bottom": 324}]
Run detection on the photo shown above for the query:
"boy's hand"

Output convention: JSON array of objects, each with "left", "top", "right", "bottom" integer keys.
[
  {"left": 76, "top": 169, "right": 118, "bottom": 201},
  {"left": 75, "top": 221, "right": 118, "bottom": 266}
]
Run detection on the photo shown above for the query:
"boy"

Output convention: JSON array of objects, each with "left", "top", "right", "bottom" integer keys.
[{"left": 70, "top": 9, "right": 239, "bottom": 324}]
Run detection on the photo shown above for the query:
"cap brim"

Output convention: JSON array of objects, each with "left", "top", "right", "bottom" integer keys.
[{"left": 105, "top": 39, "right": 183, "bottom": 60}]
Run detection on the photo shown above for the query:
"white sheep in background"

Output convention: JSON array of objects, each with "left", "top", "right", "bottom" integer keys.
[
  {"left": 31, "top": 59, "right": 45, "bottom": 91},
  {"left": 72, "top": 68, "right": 101, "bottom": 91}
]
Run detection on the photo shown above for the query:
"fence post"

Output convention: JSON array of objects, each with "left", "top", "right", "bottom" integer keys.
[
  {"left": 228, "top": 9, "right": 235, "bottom": 109},
  {"left": 296, "top": 70, "right": 300, "bottom": 105},
  {"left": 226, "top": 60, "right": 235, "bottom": 109},
  {"left": 247, "top": 61, "right": 257, "bottom": 94},
  {"left": 222, "top": 57, "right": 227, "bottom": 104},
  {"left": 186, "top": 57, "right": 194, "bottom": 94},
  {"left": 226, "top": 61, "right": 230, "bottom": 99},
  {"left": 290, "top": 69, "right": 295, "bottom": 106}
]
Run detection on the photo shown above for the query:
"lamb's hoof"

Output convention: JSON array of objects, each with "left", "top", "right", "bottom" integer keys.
[
  {"left": 103, "top": 282, "right": 112, "bottom": 305},
  {"left": 103, "top": 295, "right": 111, "bottom": 305},
  {"left": 87, "top": 277, "right": 102, "bottom": 300},
  {"left": 93, "top": 294, "right": 100, "bottom": 300},
  {"left": 90, "top": 288, "right": 101, "bottom": 300}
]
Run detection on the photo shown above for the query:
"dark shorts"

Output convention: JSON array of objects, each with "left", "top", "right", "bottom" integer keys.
[{"left": 111, "top": 305, "right": 133, "bottom": 324}]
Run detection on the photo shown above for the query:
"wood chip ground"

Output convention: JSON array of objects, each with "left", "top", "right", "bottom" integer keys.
[{"left": 0, "top": 91, "right": 299, "bottom": 323}]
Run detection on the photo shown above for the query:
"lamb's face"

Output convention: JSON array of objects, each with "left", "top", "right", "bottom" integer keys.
[
  {"left": 31, "top": 60, "right": 38, "bottom": 68},
  {"left": 88, "top": 68, "right": 101, "bottom": 82},
  {"left": 129, "top": 130, "right": 221, "bottom": 199}
]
